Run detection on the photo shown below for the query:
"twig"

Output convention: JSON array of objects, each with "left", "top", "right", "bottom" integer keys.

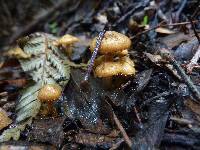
[
  {"left": 191, "top": 1, "right": 200, "bottom": 18},
  {"left": 130, "top": 20, "right": 200, "bottom": 40},
  {"left": 173, "top": 0, "right": 187, "bottom": 22},
  {"left": 170, "top": 116, "right": 193, "bottom": 126},
  {"left": 164, "top": 52, "right": 200, "bottom": 101},
  {"left": 186, "top": 45, "right": 200, "bottom": 73},
  {"left": 188, "top": 16, "right": 200, "bottom": 44},
  {"left": 109, "top": 138, "right": 124, "bottom": 150},
  {"left": 184, "top": 17, "right": 200, "bottom": 73},
  {"left": 133, "top": 106, "right": 143, "bottom": 128},
  {"left": 84, "top": 30, "right": 106, "bottom": 81},
  {"left": 112, "top": 3, "right": 143, "bottom": 28},
  {"left": 140, "top": 91, "right": 172, "bottom": 108},
  {"left": 113, "top": 112, "right": 132, "bottom": 148}
]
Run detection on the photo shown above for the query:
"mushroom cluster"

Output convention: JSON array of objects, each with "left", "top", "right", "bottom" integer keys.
[{"left": 90, "top": 31, "right": 135, "bottom": 78}]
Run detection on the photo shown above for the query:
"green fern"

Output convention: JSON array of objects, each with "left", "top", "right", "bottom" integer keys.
[
  {"left": 0, "top": 33, "right": 72, "bottom": 142},
  {"left": 19, "top": 32, "right": 70, "bottom": 86}
]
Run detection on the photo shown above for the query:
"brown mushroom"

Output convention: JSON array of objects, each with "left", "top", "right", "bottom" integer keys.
[
  {"left": 56, "top": 34, "right": 80, "bottom": 46},
  {"left": 55, "top": 34, "right": 79, "bottom": 56},
  {"left": 90, "top": 31, "right": 131, "bottom": 55},
  {"left": 95, "top": 56, "right": 135, "bottom": 78},
  {"left": 38, "top": 84, "right": 62, "bottom": 116}
]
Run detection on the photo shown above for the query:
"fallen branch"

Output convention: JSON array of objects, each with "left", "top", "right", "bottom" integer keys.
[
  {"left": 185, "top": 17, "right": 200, "bottom": 73},
  {"left": 162, "top": 50, "right": 200, "bottom": 101},
  {"left": 113, "top": 112, "right": 133, "bottom": 148},
  {"left": 130, "top": 20, "right": 200, "bottom": 40},
  {"left": 186, "top": 45, "right": 200, "bottom": 73}
]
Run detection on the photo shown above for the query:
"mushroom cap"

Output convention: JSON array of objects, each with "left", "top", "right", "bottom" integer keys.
[
  {"left": 95, "top": 56, "right": 135, "bottom": 77},
  {"left": 90, "top": 31, "right": 131, "bottom": 55},
  {"left": 38, "top": 84, "right": 62, "bottom": 102},
  {"left": 57, "top": 34, "right": 79, "bottom": 46}
]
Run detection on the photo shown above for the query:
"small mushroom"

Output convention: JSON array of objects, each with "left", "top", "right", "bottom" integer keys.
[
  {"left": 90, "top": 31, "right": 131, "bottom": 55},
  {"left": 55, "top": 34, "right": 80, "bottom": 56},
  {"left": 95, "top": 56, "right": 135, "bottom": 78},
  {"left": 38, "top": 84, "right": 62, "bottom": 116},
  {"left": 38, "top": 84, "right": 62, "bottom": 102},
  {"left": 56, "top": 34, "right": 80, "bottom": 46}
]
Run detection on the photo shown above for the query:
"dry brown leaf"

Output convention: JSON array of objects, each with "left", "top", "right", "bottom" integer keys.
[
  {"left": 145, "top": 52, "right": 163, "bottom": 64},
  {"left": 0, "top": 62, "right": 4, "bottom": 69},
  {"left": 145, "top": 52, "right": 181, "bottom": 79},
  {"left": 185, "top": 99, "right": 200, "bottom": 116},
  {"left": 155, "top": 27, "right": 176, "bottom": 34},
  {"left": 0, "top": 79, "right": 27, "bottom": 88},
  {"left": 0, "top": 108, "right": 12, "bottom": 130}
]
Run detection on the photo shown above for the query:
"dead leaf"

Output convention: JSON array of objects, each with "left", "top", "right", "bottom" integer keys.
[
  {"left": 0, "top": 78, "right": 27, "bottom": 88},
  {"left": 74, "top": 129, "right": 118, "bottom": 147},
  {"left": 0, "top": 144, "right": 56, "bottom": 150},
  {"left": 155, "top": 27, "right": 176, "bottom": 34},
  {"left": 145, "top": 52, "right": 181, "bottom": 79},
  {"left": 0, "top": 108, "right": 12, "bottom": 130},
  {"left": 0, "top": 62, "right": 4, "bottom": 69},
  {"left": 144, "top": 52, "right": 163, "bottom": 64},
  {"left": 185, "top": 99, "right": 200, "bottom": 116},
  {"left": 28, "top": 117, "right": 65, "bottom": 147}
]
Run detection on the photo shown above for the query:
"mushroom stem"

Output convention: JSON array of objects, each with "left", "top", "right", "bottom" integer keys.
[{"left": 102, "top": 76, "right": 113, "bottom": 89}]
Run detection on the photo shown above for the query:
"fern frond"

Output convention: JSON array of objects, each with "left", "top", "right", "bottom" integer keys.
[
  {"left": 19, "top": 32, "right": 70, "bottom": 86},
  {"left": 20, "top": 57, "right": 43, "bottom": 71},
  {"left": 0, "top": 33, "right": 72, "bottom": 142},
  {"left": 16, "top": 33, "right": 71, "bottom": 122},
  {"left": 15, "top": 83, "right": 41, "bottom": 123}
]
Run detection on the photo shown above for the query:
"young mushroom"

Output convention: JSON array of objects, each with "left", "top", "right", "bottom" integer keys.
[
  {"left": 55, "top": 34, "right": 80, "bottom": 56},
  {"left": 95, "top": 56, "right": 135, "bottom": 77},
  {"left": 90, "top": 31, "right": 131, "bottom": 56},
  {"left": 38, "top": 84, "right": 62, "bottom": 116}
]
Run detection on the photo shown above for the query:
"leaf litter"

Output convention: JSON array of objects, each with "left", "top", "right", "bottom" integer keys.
[{"left": 0, "top": 0, "right": 200, "bottom": 149}]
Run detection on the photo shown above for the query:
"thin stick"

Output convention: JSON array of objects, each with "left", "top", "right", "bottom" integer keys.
[
  {"left": 186, "top": 45, "right": 200, "bottom": 73},
  {"left": 133, "top": 106, "right": 142, "bottom": 127},
  {"left": 113, "top": 4, "right": 143, "bottom": 27},
  {"left": 165, "top": 53, "right": 200, "bottom": 101},
  {"left": 84, "top": 30, "right": 106, "bottom": 81},
  {"left": 188, "top": 16, "right": 200, "bottom": 44},
  {"left": 113, "top": 112, "right": 133, "bottom": 148},
  {"left": 185, "top": 17, "right": 200, "bottom": 73},
  {"left": 173, "top": 0, "right": 187, "bottom": 22},
  {"left": 130, "top": 20, "right": 200, "bottom": 39},
  {"left": 109, "top": 138, "right": 124, "bottom": 150}
]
